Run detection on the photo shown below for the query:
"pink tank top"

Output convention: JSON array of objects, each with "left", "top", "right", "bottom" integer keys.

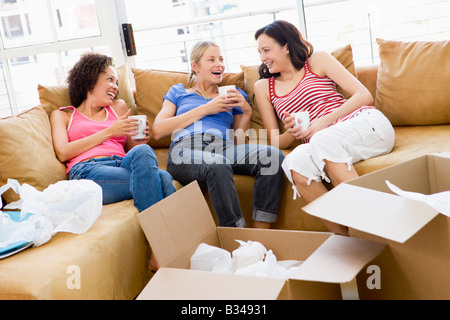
[
  {"left": 61, "top": 106, "right": 127, "bottom": 173},
  {"left": 269, "top": 59, "right": 374, "bottom": 126}
]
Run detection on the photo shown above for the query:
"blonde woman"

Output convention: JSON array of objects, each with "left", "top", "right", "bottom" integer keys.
[{"left": 153, "top": 41, "right": 285, "bottom": 229}]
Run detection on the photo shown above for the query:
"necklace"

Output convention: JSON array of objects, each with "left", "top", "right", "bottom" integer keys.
[{"left": 193, "top": 86, "right": 218, "bottom": 100}]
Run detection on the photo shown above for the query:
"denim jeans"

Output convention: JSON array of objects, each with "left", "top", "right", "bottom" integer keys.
[
  {"left": 167, "top": 134, "right": 285, "bottom": 227},
  {"left": 69, "top": 144, "right": 176, "bottom": 212}
]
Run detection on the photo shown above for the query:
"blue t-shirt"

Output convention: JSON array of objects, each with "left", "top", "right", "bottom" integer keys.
[{"left": 163, "top": 83, "right": 248, "bottom": 144}]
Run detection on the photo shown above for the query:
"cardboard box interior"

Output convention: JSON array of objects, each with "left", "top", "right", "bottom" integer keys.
[{"left": 137, "top": 181, "right": 386, "bottom": 300}]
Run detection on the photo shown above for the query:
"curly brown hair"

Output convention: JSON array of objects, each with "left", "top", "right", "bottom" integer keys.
[{"left": 67, "top": 52, "right": 114, "bottom": 108}]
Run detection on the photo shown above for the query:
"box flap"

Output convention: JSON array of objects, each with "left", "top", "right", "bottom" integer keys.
[
  {"left": 303, "top": 184, "right": 439, "bottom": 243},
  {"left": 138, "top": 181, "right": 217, "bottom": 267},
  {"left": 289, "top": 235, "right": 386, "bottom": 283},
  {"left": 137, "top": 268, "right": 286, "bottom": 300},
  {"left": 430, "top": 153, "right": 450, "bottom": 193}
]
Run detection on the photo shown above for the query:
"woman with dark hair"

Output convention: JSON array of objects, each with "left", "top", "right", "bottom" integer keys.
[
  {"left": 50, "top": 52, "right": 175, "bottom": 212},
  {"left": 254, "top": 20, "right": 395, "bottom": 235},
  {"left": 255, "top": 20, "right": 314, "bottom": 79}
]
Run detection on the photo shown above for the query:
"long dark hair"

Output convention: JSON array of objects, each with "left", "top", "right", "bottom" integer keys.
[{"left": 255, "top": 20, "right": 314, "bottom": 79}]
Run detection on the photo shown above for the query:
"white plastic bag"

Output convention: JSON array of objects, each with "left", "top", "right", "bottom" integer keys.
[
  {"left": 232, "top": 240, "right": 267, "bottom": 271},
  {"left": 188, "top": 240, "right": 305, "bottom": 279},
  {"left": 0, "top": 179, "right": 103, "bottom": 248},
  {"left": 190, "top": 243, "right": 234, "bottom": 274},
  {"left": 235, "top": 249, "right": 289, "bottom": 279},
  {"left": 0, "top": 212, "right": 53, "bottom": 254}
]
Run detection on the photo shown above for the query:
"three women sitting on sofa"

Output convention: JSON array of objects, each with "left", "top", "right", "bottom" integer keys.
[{"left": 51, "top": 20, "right": 395, "bottom": 237}]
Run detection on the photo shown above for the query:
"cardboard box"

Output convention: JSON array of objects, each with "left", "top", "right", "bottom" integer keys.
[
  {"left": 303, "top": 153, "right": 450, "bottom": 299},
  {"left": 137, "top": 181, "right": 386, "bottom": 300}
]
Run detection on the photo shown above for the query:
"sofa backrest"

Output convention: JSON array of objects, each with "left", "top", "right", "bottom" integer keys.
[
  {"left": 132, "top": 44, "right": 358, "bottom": 148},
  {"left": 0, "top": 106, "right": 69, "bottom": 204},
  {"left": 355, "top": 64, "right": 378, "bottom": 102},
  {"left": 374, "top": 38, "right": 450, "bottom": 126},
  {"left": 37, "top": 64, "right": 137, "bottom": 117}
]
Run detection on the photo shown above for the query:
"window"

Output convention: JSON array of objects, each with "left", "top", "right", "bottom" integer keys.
[
  {"left": 2, "top": 0, "right": 449, "bottom": 118},
  {"left": 122, "top": 0, "right": 300, "bottom": 73},
  {"left": 122, "top": 0, "right": 450, "bottom": 72},
  {"left": 0, "top": 0, "right": 122, "bottom": 118},
  {"left": 304, "top": 0, "right": 450, "bottom": 65}
]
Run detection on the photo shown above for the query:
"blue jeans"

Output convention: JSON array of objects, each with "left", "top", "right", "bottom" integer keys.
[
  {"left": 69, "top": 144, "right": 176, "bottom": 212},
  {"left": 167, "top": 134, "right": 285, "bottom": 227}
]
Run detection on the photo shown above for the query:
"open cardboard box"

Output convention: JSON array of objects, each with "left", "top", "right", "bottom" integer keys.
[
  {"left": 303, "top": 153, "right": 450, "bottom": 299},
  {"left": 137, "top": 181, "right": 386, "bottom": 300}
]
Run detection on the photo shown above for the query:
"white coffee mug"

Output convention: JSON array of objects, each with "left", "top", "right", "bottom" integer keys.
[
  {"left": 129, "top": 115, "right": 147, "bottom": 140},
  {"left": 292, "top": 111, "right": 310, "bottom": 133},
  {"left": 218, "top": 85, "right": 236, "bottom": 97}
]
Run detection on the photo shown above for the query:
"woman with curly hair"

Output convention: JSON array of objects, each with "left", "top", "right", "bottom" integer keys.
[{"left": 50, "top": 52, "right": 175, "bottom": 212}]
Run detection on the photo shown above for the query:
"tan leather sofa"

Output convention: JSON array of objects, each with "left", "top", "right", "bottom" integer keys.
[
  {"left": 135, "top": 39, "right": 450, "bottom": 231},
  {"left": 0, "top": 65, "right": 152, "bottom": 300},
  {"left": 1, "top": 38, "right": 449, "bottom": 300}
]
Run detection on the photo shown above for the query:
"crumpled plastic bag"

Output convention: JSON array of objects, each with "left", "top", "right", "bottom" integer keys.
[
  {"left": 232, "top": 240, "right": 267, "bottom": 271},
  {"left": 0, "top": 179, "right": 103, "bottom": 249},
  {"left": 0, "top": 212, "right": 53, "bottom": 253},
  {"left": 235, "top": 249, "right": 289, "bottom": 279},
  {"left": 190, "top": 243, "right": 233, "bottom": 274},
  {"left": 190, "top": 240, "right": 304, "bottom": 279}
]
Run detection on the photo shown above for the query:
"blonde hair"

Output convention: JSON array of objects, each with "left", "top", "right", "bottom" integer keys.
[{"left": 187, "top": 40, "right": 220, "bottom": 88}]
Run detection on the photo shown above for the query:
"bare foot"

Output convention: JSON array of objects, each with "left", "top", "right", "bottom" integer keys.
[{"left": 148, "top": 253, "right": 160, "bottom": 273}]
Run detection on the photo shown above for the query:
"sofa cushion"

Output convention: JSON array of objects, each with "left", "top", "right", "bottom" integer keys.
[
  {"left": 37, "top": 64, "right": 136, "bottom": 116},
  {"left": 375, "top": 38, "right": 450, "bottom": 126},
  {"left": 132, "top": 68, "right": 245, "bottom": 148},
  {"left": 329, "top": 44, "right": 358, "bottom": 99},
  {"left": 37, "top": 84, "right": 72, "bottom": 116},
  {"left": 355, "top": 64, "right": 378, "bottom": 101},
  {"left": 0, "top": 200, "right": 151, "bottom": 299},
  {"left": 241, "top": 44, "right": 357, "bottom": 135},
  {"left": 240, "top": 65, "right": 264, "bottom": 131},
  {"left": 0, "top": 106, "right": 68, "bottom": 204},
  {"left": 354, "top": 124, "right": 450, "bottom": 176}
]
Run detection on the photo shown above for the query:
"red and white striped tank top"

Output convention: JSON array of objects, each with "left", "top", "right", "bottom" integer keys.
[{"left": 269, "top": 59, "right": 374, "bottom": 125}]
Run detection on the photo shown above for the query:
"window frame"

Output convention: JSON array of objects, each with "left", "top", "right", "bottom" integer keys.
[
  {"left": 0, "top": 0, "right": 126, "bottom": 116},
  {"left": 0, "top": 0, "right": 306, "bottom": 116},
  {"left": 114, "top": 0, "right": 306, "bottom": 71}
]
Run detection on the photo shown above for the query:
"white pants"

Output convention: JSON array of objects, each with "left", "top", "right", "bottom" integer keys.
[{"left": 282, "top": 109, "right": 395, "bottom": 198}]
